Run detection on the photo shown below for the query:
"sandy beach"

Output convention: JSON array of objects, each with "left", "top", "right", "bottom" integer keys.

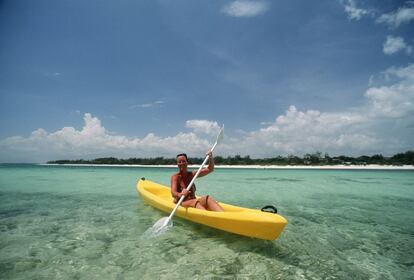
[{"left": 42, "top": 163, "right": 414, "bottom": 170}]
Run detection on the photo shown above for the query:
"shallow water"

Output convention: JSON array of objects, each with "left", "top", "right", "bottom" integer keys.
[{"left": 0, "top": 165, "right": 413, "bottom": 279}]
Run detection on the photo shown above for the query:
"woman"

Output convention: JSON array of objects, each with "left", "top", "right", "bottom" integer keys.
[{"left": 171, "top": 152, "right": 224, "bottom": 211}]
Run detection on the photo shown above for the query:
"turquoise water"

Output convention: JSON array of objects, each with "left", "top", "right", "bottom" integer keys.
[{"left": 0, "top": 165, "right": 413, "bottom": 279}]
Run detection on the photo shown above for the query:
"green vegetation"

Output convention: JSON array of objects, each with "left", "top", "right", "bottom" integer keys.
[{"left": 47, "top": 151, "right": 414, "bottom": 165}]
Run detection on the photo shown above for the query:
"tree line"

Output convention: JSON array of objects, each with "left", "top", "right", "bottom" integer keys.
[{"left": 47, "top": 150, "right": 414, "bottom": 166}]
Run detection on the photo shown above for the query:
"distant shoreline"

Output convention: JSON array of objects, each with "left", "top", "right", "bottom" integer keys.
[{"left": 41, "top": 163, "right": 414, "bottom": 170}]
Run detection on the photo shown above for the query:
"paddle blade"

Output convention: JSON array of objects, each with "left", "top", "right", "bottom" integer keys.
[
  {"left": 154, "top": 217, "right": 172, "bottom": 230},
  {"left": 142, "top": 217, "right": 173, "bottom": 238},
  {"left": 216, "top": 125, "right": 224, "bottom": 145}
]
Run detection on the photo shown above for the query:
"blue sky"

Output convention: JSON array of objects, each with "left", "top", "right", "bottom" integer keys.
[{"left": 0, "top": 0, "right": 413, "bottom": 162}]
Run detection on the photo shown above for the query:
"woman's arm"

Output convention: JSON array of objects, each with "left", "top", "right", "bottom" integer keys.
[
  {"left": 171, "top": 174, "right": 180, "bottom": 200},
  {"left": 197, "top": 151, "right": 214, "bottom": 177}
]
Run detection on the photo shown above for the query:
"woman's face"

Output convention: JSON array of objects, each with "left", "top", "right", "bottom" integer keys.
[{"left": 176, "top": 155, "right": 188, "bottom": 171}]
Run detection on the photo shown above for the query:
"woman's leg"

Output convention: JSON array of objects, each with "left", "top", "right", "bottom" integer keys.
[
  {"left": 181, "top": 199, "right": 206, "bottom": 210},
  {"left": 194, "top": 199, "right": 206, "bottom": 210},
  {"left": 200, "top": 195, "right": 224, "bottom": 212}
]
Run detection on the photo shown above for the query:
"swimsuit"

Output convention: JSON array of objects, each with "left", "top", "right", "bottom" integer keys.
[
  {"left": 174, "top": 171, "right": 196, "bottom": 203},
  {"left": 174, "top": 172, "right": 210, "bottom": 208}
]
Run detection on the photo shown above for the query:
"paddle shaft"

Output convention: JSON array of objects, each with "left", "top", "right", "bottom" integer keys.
[{"left": 166, "top": 140, "right": 219, "bottom": 222}]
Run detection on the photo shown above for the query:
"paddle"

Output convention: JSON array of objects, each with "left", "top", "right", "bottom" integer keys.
[{"left": 150, "top": 126, "right": 224, "bottom": 234}]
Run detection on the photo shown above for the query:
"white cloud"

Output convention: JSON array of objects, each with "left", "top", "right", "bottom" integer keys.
[
  {"left": 221, "top": 0, "right": 269, "bottom": 17},
  {"left": 44, "top": 72, "right": 62, "bottom": 77},
  {"left": 343, "top": 0, "right": 373, "bottom": 20},
  {"left": 385, "top": 63, "right": 414, "bottom": 80},
  {"left": 223, "top": 106, "right": 376, "bottom": 157},
  {"left": 0, "top": 113, "right": 214, "bottom": 162},
  {"left": 221, "top": 64, "right": 414, "bottom": 157},
  {"left": 130, "top": 100, "right": 165, "bottom": 109},
  {"left": 1, "top": 65, "right": 414, "bottom": 162},
  {"left": 341, "top": 2, "right": 414, "bottom": 60},
  {"left": 342, "top": 1, "right": 414, "bottom": 28},
  {"left": 365, "top": 64, "right": 414, "bottom": 118},
  {"left": 383, "top": 35, "right": 413, "bottom": 55},
  {"left": 185, "top": 120, "right": 221, "bottom": 136},
  {"left": 376, "top": 6, "right": 414, "bottom": 28}
]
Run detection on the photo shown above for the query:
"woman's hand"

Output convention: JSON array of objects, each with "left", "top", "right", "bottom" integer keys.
[{"left": 180, "top": 189, "right": 190, "bottom": 198}]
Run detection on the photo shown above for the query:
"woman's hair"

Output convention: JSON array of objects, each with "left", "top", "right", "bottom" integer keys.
[{"left": 176, "top": 153, "right": 188, "bottom": 161}]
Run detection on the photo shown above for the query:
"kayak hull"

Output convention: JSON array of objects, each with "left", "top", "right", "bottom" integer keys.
[{"left": 137, "top": 179, "right": 287, "bottom": 240}]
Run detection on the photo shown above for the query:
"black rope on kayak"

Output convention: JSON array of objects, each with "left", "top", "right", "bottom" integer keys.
[{"left": 261, "top": 205, "right": 278, "bottom": 214}]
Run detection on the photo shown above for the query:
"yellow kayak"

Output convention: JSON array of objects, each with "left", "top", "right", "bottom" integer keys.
[{"left": 137, "top": 178, "right": 288, "bottom": 240}]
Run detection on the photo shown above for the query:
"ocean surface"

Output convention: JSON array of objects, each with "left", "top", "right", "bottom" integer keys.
[{"left": 0, "top": 164, "right": 413, "bottom": 280}]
